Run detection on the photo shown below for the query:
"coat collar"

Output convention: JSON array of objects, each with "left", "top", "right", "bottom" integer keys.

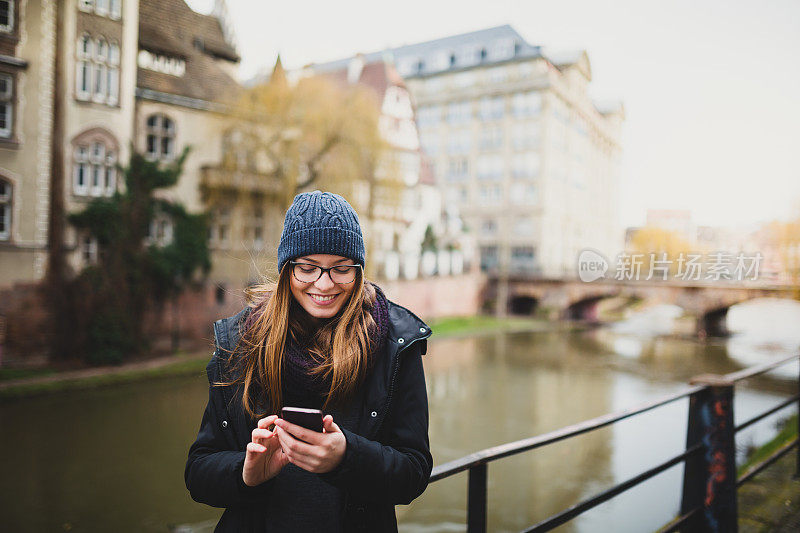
[{"left": 215, "top": 298, "right": 432, "bottom": 357}]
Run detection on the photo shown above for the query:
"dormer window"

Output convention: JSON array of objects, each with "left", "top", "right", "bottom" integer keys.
[
  {"left": 137, "top": 49, "right": 186, "bottom": 77},
  {"left": 78, "top": 0, "right": 121, "bottom": 20}
]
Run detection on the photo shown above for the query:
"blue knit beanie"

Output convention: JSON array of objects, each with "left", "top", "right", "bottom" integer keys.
[{"left": 277, "top": 190, "right": 366, "bottom": 274}]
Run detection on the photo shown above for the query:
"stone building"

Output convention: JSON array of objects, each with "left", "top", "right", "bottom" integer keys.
[
  {"left": 0, "top": 0, "right": 268, "bottom": 295},
  {"left": 319, "top": 25, "right": 624, "bottom": 278}
]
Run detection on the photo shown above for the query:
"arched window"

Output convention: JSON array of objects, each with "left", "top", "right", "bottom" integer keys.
[
  {"left": 72, "top": 129, "right": 118, "bottom": 197},
  {"left": 0, "top": 178, "right": 11, "bottom": 240},
  {"left": 145, "top": 114, "right": 175, "bottom": 161}
]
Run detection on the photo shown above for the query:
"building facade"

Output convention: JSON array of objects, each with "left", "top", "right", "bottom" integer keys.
[
  {"left": 0, "top": 0, "right": 269, "bottom": 293},
  {"left": 318, "top": 25, "right": 624, "bottom": 278}
]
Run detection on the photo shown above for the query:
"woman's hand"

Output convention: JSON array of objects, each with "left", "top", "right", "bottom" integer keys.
[
  {"left": 242, "top": 414, "right": 290, "bottom": 487},
  {"left": 273, "top": 414, "right": 346, "bottom": 474}
]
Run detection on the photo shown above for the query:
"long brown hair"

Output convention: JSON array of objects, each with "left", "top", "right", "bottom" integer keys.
[{"left": 214, "top": 263, "right": 380, "bottom": 420}]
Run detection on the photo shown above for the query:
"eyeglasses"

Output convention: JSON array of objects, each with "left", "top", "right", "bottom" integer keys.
[{"left": 289, "top": 261, "right": 362, "bottom": 284}]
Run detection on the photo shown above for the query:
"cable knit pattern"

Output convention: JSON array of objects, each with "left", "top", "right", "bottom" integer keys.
[
  {"left": 277, "top": 190, "right": 365, "bottom": 274},
  {"left": 282, "top": 282, "right": 390, "bottom": 409}
]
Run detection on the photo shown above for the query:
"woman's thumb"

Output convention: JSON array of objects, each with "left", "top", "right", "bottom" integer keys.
[{"left": 323, "top": 415, "right": 342, "bottom": 433}]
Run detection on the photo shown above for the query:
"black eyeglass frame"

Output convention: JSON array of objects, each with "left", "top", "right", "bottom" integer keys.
[{"left": 288, "top": 260, "right": 363, "bottom": 284}]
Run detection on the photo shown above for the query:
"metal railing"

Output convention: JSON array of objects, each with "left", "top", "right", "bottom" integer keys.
[{"left": 428, "top": 353, "right": 800, "bottom": 532}]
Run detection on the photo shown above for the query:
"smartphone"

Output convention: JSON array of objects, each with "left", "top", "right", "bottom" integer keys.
[{"left": 280, "top": 407, "right": 324, "bottom": 434}]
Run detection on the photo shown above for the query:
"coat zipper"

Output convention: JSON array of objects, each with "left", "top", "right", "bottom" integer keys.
[{"left": 373, "top": 332, "right": 431, "bottom": 437}]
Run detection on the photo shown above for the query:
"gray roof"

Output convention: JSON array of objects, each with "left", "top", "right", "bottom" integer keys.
[{"left": 311, "top": 24, "right": 542, "bottom": 78}]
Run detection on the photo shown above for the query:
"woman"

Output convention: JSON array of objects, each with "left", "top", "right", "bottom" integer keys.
[{"left": 185, "top": 190, "right": 434, "bottom": 532}]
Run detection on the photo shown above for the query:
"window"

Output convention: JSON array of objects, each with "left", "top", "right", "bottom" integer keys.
[
  {"left": 512, "top": 123, "right": 540, "bottom": 150},
  {"left": 81, "top": 235, "right": 99, "bottom": 265},
  {"left": 146, "top": 213, "right": 173, "bottom": 247},
  {"left": 0, "top": 0, "right": 13, "bottom": 33},
  {"left": 485, "top": 66, "right": 509, "bottom": 84},
  {"left": 478, "top": 184, "right": 502, "bottom": 205},
  {"left": 0, "top": 73, "right": 13, "bottom": 138},
  {"left": 481, "top": 219, "right": 497, "bottom": 236},
  {"left": 512, "top": 153, "right": 540, "bottom": 179},
  {"left": 419, "top": 132, "right": 439, "bottom": 156},
  {"left": 477, "top": 155, "right": 504, "bottom": 180},
  {"left": 104, "top": 151, "right": 117, "bottom": 195},
  {"left": 447, "top": 101, "right": 471, "bottom": 125},
  {"left": 73, "top": 134, "right": 117, "bottom": 197},
  {"left": 510, "top": 246, "right": 535, "bottom": 273},
  {"left": 512, "top": 92, "right": 542, "bottom": 118},
  {"left": 90, "top": 142, "right": 105, "bottom": 196},
  {"left": 209, "top": 206, "right": 232, "bottom": 247},
  {"left": 145, "top": 114, "right": 175, "bottom": 161},
  {"left": 73, "top": 147, "right": 89, "bottom": 195},
  {"left": 247, "top": 207, "right": 265, "bottom": 250},
  {"left": 76, "top": 34, "right": 92, "bottom": 100},
  {"left": 0, "top": 178, "right": 11, "bottom": 240},
  {"left": 79, "top": 0, "right": 120, "bottom": 19},
  {"left": 416, "top": 105, "right": 441, "bottom": 128},
  {"left": 93, "top": 39, "right": 108, "bottom": 102},
  {"left": 510, "top": 183, "right": 537, "bottom": 205},
  {"left": 480, "top": 246, "right": 498, "bottom": 272},
  {"left": 446, "top": 157, "right": 469, "bottom": 182},
  {"left": 479, "top": 96, "right": 504, "bottom": 121},
  {"left": 513, "top": 217, "right": 535, "bottom": 236},
  {"left": 446, "top": 130, "right": 471, "bottom": 154},
  {"left": 452, "top": 71, "right": 475, "bottom": 89},
  {"left": 107, "top": 43, "right": 120, "bottom": 105},
  {"left": 75, "top": 35, "right": 119, "bottom": 105},
  {"left": 479, "top": 125, "right": 503, "bottom": 150}
]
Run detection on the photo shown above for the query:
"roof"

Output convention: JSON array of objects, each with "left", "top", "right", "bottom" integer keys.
[
  {"left": 322, "top": 58, "right": 407, "bottom": 101},
  {"left": 137, "top": 0, "right": 241, "bottom": 105},
  {"left": 311, "top": 24, "right": 542, "bottom": 78}
]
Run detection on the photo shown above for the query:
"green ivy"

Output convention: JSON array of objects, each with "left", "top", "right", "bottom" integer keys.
[{"left": 63, "top": 148, "right": 210, "bottom": 364}]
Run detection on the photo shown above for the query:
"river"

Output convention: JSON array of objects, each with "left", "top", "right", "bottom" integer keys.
[{"left": 0, "top": 298, "right": 797, "bottom": 532}]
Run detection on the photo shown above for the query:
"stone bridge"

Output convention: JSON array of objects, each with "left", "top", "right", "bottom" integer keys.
[{"left": 487, "top": 276, "right": 797, "bottom": 336}]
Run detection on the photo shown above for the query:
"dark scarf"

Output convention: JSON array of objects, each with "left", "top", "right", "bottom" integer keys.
[{"left": 281, "top": 282, "right": 390, "bottom": 409}]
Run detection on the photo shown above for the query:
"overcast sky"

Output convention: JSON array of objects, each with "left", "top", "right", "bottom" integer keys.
[{"left": 187, "top": 0, "right": 800, "bottom": 230}]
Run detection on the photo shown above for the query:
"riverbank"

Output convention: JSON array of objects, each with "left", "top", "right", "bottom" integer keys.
[
  {"left": 0, "top": 314, "right": 560, "bottom": 399},
  {"left": 738, "top": 414, "right": 800, "bottom": 532}
]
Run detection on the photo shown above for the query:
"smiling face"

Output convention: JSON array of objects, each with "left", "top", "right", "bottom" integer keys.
[{"left": 288, "top": 254, "right": 359, "bottom": 321}]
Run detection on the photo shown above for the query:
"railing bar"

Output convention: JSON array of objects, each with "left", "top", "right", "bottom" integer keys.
[
  {"left": 724, "top": 353, "right": 799, "bottom": 382},
  {"left": 737, "top": 437, "right": 799, "bottom": 487},
  {"left": 657, "top": 506, "right": 702, "bottom": 533},
  {"left": 521, "top": 444, "right": 703, "bottom": 533},
  {"left": 430, "top": 384, "right": 705, "bottom": 483},
  {"left": 735, "top": 393, "right": 800, "bottom": 433}
]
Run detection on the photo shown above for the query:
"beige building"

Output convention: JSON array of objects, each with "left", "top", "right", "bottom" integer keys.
[
  {"left": 0, "top": 0, "right": 276, "bottom": 293},
  {"left": 0, "top": 0, "right": 60, "bottom": 286},
  {"left": 387, "top": 25, "right": 624, "bottom": 277}
]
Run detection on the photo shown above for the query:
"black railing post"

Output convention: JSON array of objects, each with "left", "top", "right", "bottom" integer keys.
[
  {"left": 467, "top": 463, "right": 487, "bottom": 533},
  {"left": 796, "top": 358, "right": 800, "bottom": 479},
  {"left": 681, "top": 375, "right": 738, "bottom": 532}
]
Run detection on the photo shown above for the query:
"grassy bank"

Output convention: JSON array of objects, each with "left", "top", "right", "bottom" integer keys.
[
  {"left": 427, "top": 314, "right": 550, "bottom": 337},
  {"left": 739, "top": 413, "right": 798, "bottom": 476},
  {"left": 0, "top": 353, "right": 209, "bottom": 400}
]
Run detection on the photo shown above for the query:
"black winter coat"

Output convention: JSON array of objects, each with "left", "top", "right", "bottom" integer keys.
[{"left": 185, "top": 300, "right": 434, "bottom": 532}]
